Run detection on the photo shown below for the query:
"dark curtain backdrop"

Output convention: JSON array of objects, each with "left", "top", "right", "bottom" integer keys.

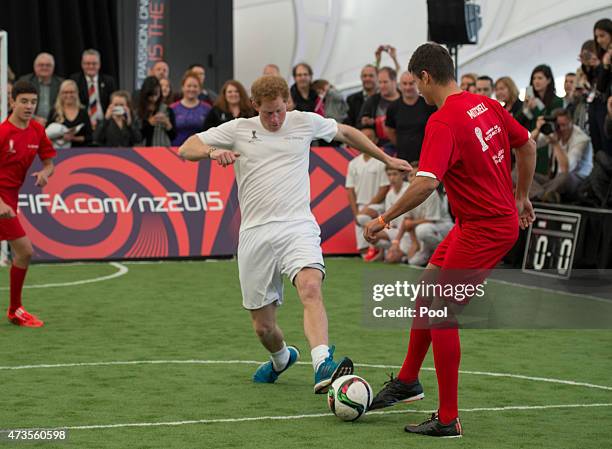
[{"left": 0, "top": 0, "right": 118, "bottom": 82}]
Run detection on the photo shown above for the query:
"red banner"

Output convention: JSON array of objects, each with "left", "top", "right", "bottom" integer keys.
[{"left": 18, "top": 147, "right": 359, "bottom": 261}]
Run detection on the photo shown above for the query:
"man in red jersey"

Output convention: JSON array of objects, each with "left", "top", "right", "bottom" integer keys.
[
  {"left": 364, "top": 43, "right": 536, "bottom": 438},
  {"left": 0, "top": 80, "right": 56, "bottom": 327}
]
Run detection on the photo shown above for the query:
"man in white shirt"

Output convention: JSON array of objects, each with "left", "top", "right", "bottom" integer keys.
[
  {"left": 346, "top": 128, "right": 390, "bottom": 259},
  {"left": 179, "top": 76, "right": 410, "bottom": 394}
]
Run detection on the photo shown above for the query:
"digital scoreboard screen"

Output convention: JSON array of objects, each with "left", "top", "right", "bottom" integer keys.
[{"left": 522, "top": 209, "right": 581, "bottom": 279}]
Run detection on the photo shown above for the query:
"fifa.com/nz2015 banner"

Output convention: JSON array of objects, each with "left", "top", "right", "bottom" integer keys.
[{"left": 19, "top": 147, "right": 360, "bottom": 261}]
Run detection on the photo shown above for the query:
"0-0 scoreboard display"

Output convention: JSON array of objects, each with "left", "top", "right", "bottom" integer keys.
[{"left": 522, "top": 209, "right": 581, "bottom": 279}]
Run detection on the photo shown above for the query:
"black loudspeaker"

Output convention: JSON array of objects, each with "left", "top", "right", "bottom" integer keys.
[{"left": 427, "top": 0, "right": 482, "bottom": 45}]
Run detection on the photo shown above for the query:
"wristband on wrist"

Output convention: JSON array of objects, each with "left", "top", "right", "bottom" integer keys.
[
  {"left": 208, "top": 147, "right": 217, "bottom": 158},
  {"left": 378, "top": 215, "right": 390, "bottom": 229},
  {"left": 392, "top": 239, "right": 399, "bottom": 245}
]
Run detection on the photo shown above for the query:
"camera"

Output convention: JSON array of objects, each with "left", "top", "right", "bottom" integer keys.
[
  {"left": 112, "top": 106, "right": 126, "bottom": 116},
  {"left": 539, "top": 116, "right": 556, "bottom": 136}
]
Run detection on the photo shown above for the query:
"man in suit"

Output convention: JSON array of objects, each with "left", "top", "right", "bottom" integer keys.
[
  {"left": 70, "top": 49, "right": 117, "bottom": 128},
  {"left": 18, "top": 52, "right": 63, "bottom": 125}
]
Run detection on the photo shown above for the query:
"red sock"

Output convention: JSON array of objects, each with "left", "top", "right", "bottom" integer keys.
[
  {"left": 9, "top": 265, "right": 27, "bottom": 314},
  {"left": 431, "top": 327, "right": 461, "bottom": 424},
  {"left": 398, "top": 298, "right": 432, "bottom": 383}
]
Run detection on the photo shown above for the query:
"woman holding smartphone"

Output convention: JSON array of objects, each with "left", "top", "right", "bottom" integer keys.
[{"left": 94, "top": 91, "right": 142, "bottom": 147}]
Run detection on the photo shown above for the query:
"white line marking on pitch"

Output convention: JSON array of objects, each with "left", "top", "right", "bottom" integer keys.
[
  {"left": 0, "top": 359, "right": 610, "bottom": 392},
  {"left": 1, "top": 403, "right": 611, "bottom": 432},
  {"left": 0, "top": 262, "right": 128, "bottom": 290}
]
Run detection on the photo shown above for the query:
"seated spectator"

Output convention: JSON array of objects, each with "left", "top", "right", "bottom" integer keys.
[
  {"left": 18, "top": 52, "right": 62, "bottom": 126},
  {"left": 374, "top": 45, "right": 401, "bottom": 73},
  {"left": 460, "top": 73, "right": 477, "bottom": 92},
  {"left": 93, "top": 91, "right": 141, "bottom": 147},
  {"left": 345, "top": 128, "right": 390, "bottom": 260},
  {"left": 522, "top": 64, "right": 564, "bottom": 174},
  {"left": 203, "top": 80, "right": 254, "bottom": 131},
  {"left": 262, "top": 64, "right": 281, "bottom": 77},
  {"left": 70, "top": 49, "right": 117, "bottom": 130},
  {"left": 345, "top": 64, "right": 378, "bottom": 127},
  {"left": 358, "top": 66, "right": 400, "bottom": 150},
  {"left": 311, "top": 79, "right": 348, "bottom": 123},
  {"left": 171, "top": 71, "right": 211, "bottom": 146},
  {"left": 385, "top": 71, "right": 436, "bottom": 162},
  {"left": 46, "top": 79, "right": 93, "bottom": 148},
  {"left": 137, "top": 76, "right": 176, "bottom": 146},
  {"left": 188, "top": 63, "right": 218, "bottom": 106},
  {"left": 494, "top": 76, "right": 526, "bottom": 125},
  {"left": 368, "top": 166, "right": 410, "bottom": 263},
  {"left": 149, "top": 60, "right": 169, "bottom": 80},
  {"left": 290, "top": 62, "right": 318, "bottom": 112},
  {"left": 393, "top": 164, "right": 453, "bottom": 266},
  {"left": 476, "top": 75, "right": 494, "bottom": 97},
  {"left": 529, "top": 109, "right": 593, "bottom": 202},
  {"left": 160, "top": 78, "right": 175, "bottom": 106},
  {"left": 563, "top": 72, "right": 576, "bottom": 108}
]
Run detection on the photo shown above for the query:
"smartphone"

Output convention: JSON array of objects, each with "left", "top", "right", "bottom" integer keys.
[{"left": 525, "top": 85, "right": 534, "bottom": 98}]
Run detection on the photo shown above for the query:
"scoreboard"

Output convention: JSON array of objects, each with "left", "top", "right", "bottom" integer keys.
[{"left": 522, "top": 208, "right": 581, "bottom": 279}]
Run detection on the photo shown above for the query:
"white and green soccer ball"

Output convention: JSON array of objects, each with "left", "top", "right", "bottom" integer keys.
[{"left": 327, "top": 375, "right": 373, "bottom": 422}]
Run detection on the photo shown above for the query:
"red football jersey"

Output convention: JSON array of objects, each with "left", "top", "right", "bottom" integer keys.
[
  {"left": 417, "top": 91, "right": 529, "bottom": 221},
  {"left": 0, "top": 118, "right": 56, "bottom": 208}
]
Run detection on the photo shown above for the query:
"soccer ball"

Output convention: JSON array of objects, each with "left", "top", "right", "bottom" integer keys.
[{"left": 327, "top": 375, "right": 373, "bottom": 422}]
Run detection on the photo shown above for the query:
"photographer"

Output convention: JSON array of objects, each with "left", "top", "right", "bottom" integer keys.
[
  {"left": 94, "top": 91, "right": 142, "bottom": 147},
  {"left": 529, "top": 109, "right": 593, "bottom": 202}
]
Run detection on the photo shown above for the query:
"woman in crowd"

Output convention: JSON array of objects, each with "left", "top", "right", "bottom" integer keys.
[
  {"left": 290, "top": 62, "right": 318, "bottom": 112},
  {"left": 46, "top": 79, "right": 93, "bottom": 148},
  {"left": 93, "top": 90, "right": 142, "bottom": 147},
  {"left": 171, "top": 71, "right": 211, "bottom": 145},
  {"left": 494, "top": 76, "right": 527, "bottom": 126},
  {"left": 160, "top": 77, "right": 175, "bottom": 106},
  {"left": 137, "top": 76, "right": 176, "bottom": 146},
  {"left": 202, "top": 80, "right": 254, "bottom": 130}
]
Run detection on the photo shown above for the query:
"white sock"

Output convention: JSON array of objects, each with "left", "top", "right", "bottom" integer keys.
[
  {"left": 311, "top": 344, "right": 330, "bottom": 372},
  {"left": 270, "top": 342, "right": 290, "bottom": 371}
]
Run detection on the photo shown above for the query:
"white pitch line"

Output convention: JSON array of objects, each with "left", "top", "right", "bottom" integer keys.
[
  {"left": 0, "top": 359, "right": 610, "bottom": 392},
  {"left": 2, "top": 403, "right": 611, "bottom": 432},
  {"left": 0, "top": 262, "right": 128, "bottom": 290}
]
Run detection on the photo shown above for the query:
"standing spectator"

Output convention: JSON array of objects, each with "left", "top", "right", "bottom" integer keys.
[
  {"left": 93, "top": 91, "right": 141, "bottom": 147},
  {"left": 606, "top": 96, "right": 612, "bottom": 138},
  {"left": 522, "top": 64, "right": 564, "bottom": 174},
  {"left": 291, "top": 63, "right": 318, "bottom": 112},
  {"left": 262, "top": 64, "right": 281, "bottom": 77},
  {"left": 385, "top": 71, "right": 436, "bottom": 162},
  {"left": 568, "top": 71, "right": 589, "bottom": 132},
  {"left": 345, "top": 128, "right": 390, "bottom": 260},
  {"left": 375, "top": 45, "right": 401, "bottom": 73},
  {"left": 588, "top": 19, "right": 612, "bottom": 156},
  {"left": 188, "top": 63, "right": 218, "bottom": 106},
  {"left": 345, "top": 64, "right": 378, "bottom": 127},
  {"left": 563, "top": 72, "right": 576, "bottom": 108},
  {"left": 494, "top": 76, "right": 526, "bottom": 124},
  {"left": 46, "top": 80, "right": 93, "bottom": 148},
  {"left": 70, "top": 49, "right": 117, "bottom": 129},
  {"left": 358, "top": 66, "right": 400, "bottom": 149},
  {"left": 159, "top": 78, "right": 175, "bottom": 105},
  {"left": 476, "top": 75, "right": 494, "bottom": 97},
  {"left": 137, "top": 76, "right": 176, "bottom": 146},
  {"left": 530, "top": 109, "right": 593, "bottom": 202},
  {"left": 171, "top": 71, "right": 211, "bottom": 146},
  {"left": 149, "top": 60, "right": 169, "bottom": 80},
  {"left": 18, "top": 52, "right": 62, "bottom": 126},
  {"left": 203, "top": 80, "right": 254, "bottom": 131},
  {"left": 459, "top": 73, "right": 477, "bottom": 93},
  {"left": 311, "top": 79, "right": 348, "bottom": 123}
]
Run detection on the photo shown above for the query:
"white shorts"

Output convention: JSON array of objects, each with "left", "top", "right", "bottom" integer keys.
[{"left": 237, "top": 220, "right": 325, "bottom": 310}]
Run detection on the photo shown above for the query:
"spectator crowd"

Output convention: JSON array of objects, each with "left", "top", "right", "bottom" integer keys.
[{"left": 1, "top": 17, "right": 611, "bottom": 262}]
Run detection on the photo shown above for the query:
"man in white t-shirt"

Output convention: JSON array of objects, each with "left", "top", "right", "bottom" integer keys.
[
  {"left": 346, "top": 128, "right": 390, "bottom": 259},
  {"left": 179, "top": 76, "right": 410, "bottom": 394}
]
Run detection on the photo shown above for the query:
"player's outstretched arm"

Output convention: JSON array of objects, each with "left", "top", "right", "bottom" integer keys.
[
  {"left": 179, "top": 135, "right": 240, "bottom": 167},
  {"left": 514, "top": 137, "right": 537, "bottom": 230},
  {"left": 335, "top": 124, "right": 411, "bottom": 172},
  {"left": 363, "top": 176, "right": 438, "bottom": 242},
  {"left": 32, "top": 159, "right": 55, "bottom": 187}
]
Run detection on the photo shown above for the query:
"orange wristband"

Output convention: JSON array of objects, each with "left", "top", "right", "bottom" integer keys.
[{"left": 378, "top": 215, "right": 390, "bottom": 229}]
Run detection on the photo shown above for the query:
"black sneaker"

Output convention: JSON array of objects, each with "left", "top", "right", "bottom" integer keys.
[
  {"left": 369, "top": 374, "right": 424, "bottom": 410},
  {"left": 405, "top": 413, "right": 463, "bottom": 438}
]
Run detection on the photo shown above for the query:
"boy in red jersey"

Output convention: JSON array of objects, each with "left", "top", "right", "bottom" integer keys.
[
  {"left": 0, "top": 80, "right": 56, "bottom": 327},
  {"left": 364, "top": 43, "right": 536, "bottom": 437}
]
